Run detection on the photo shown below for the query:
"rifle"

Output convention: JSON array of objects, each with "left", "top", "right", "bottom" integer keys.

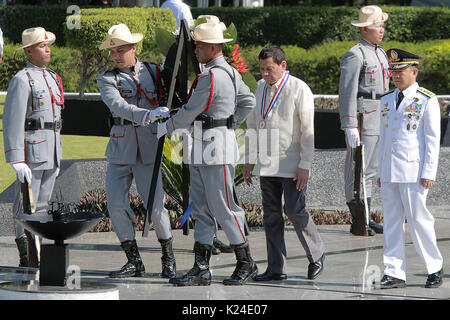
[
  {"left": 349, "top": 113, "right": 369, "bottom": 236},
  {"left": 20, "top": 141, "right": 40, "bottom": 267}
]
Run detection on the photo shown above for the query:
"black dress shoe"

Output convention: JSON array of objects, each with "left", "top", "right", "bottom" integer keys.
[
  {"left": 425, "top": 269, "right": 443, "bottom": 288},
  {"left": 380, "top": 275, "right": 406, "bottom": 289},
  {"left": 253, "top": 270, "right": 287, "bottom": 281},
  {"left": 307, "top": 254, "right": 325, "bottom": 280}
]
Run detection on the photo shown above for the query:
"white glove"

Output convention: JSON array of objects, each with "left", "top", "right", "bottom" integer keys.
[
  {"left": 149, "top": 107, "right": 170, "bottom": 123},
  {"left": 345, "top": 128, "right": 361, "bottom": 148},
  {"left": 11, "top": 162, "right": 32, "bottom": 184},
  {"left": 157, "top": 121, "right": 168, "bottom": 139}
]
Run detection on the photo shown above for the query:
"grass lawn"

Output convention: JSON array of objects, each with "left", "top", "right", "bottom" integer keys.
[{"left": 0, "top": 95, "right": 108, "bottom": 192}]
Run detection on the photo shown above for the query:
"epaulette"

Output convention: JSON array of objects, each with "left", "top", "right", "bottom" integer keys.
[
  {"left": 381, "top": 89, "right": 395, "bottom": 97},
  {"left": 417, "top": 87, "right": 435, "bottom": 98}
]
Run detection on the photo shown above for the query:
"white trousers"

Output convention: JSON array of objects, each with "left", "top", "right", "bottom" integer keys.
[{"left": 380, "top": 181, "right": 443, "bottom": 280}]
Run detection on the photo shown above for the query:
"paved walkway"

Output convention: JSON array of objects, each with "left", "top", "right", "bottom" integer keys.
[{"left": 0, "top": 206, "right": 448, "bottom": 303}]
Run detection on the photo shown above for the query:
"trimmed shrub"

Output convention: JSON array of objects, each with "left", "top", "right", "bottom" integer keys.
[
  {"left": 0, "top": 44, "right": 85, "bottom": 92},
  {"left": 191, "top": 6, "right": 450, "bottom": 48},
  {"left": 1, "top": 5, "right": 448, "bottom": 50},
  {"left": 63, "top": 7, "right": 175, "bottom": 94},
  {"left": 2, "top": 39, "right": 448, "bottom": 96},
  {"left": 240, "top": 39, "right": 450, "bottom": 94},
  {"left": 0, "top": 5, "right": 68, "bottom": 46}
]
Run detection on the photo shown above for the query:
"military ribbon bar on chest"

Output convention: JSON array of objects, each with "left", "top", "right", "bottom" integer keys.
[{"left": 404, "top": 97, "right": 422, "bottom": 132}]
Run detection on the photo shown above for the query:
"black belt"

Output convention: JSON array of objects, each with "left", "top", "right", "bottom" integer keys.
[
  {"left": 112, "top": 117, "right": 139, "bottom": 126},
  {"left": 25, "top": 119, "right": 63, "bottom": 131},
  {"left": 358, "top": 92, "right": 381, "bottom": 100},
  {"left": 195, "top": 114, "right": 234, "bottom": 129}
]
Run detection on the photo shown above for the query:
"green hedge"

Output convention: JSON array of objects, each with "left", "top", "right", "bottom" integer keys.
[
  {"left": 240, "top": 39, "right": 450, "bottom": 94},
  {"left": 191, "top": 6, "right": 450, "bottom": 48},
  {"left": 0, "top": 5, "right": 69, "bottom": 46},
  {"left": 65, "top": 7, "right": 176, "bottom": 53},
  {"left": 0, "top": 44, "right": 86, "bottom": 92},
  {"left": 2, "top": 39, "right": 448, "bottom": 95},
  {"left": 1, "top": 5, "right": 448, "bottom": 50},
  {"left": 0, "top": 6, "right": 176, "bottom": 48}
]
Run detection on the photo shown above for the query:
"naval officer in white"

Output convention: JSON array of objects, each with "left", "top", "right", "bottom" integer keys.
[{"left": 377, "top": 48, "right": 443, "bottom": 289}]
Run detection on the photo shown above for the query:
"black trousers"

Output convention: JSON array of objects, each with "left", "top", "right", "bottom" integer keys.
[{"left": 260, "top": 176, "right": 324, "bottom": 273}]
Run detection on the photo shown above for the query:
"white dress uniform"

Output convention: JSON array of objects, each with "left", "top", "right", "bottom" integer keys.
[{"left": 378, "top": 82, "right": 443, "bottom": 280}]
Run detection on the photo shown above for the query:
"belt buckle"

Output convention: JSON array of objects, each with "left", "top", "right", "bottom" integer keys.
[{"left": 55, "top": 120, "right": 62, "bottom": 131}]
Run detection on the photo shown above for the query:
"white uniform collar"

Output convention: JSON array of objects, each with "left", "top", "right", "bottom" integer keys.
[{"left": 395, "top": 82, "right": 419, "bottom": 99}]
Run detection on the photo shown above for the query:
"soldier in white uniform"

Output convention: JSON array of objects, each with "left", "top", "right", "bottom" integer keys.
[
  {"left": 377, "top": 49, "right": 443, "bottom": 289},
  {"left": 157, "top": 22, "right": 257, "bottom": 286},
  {"left": 3, "top": 27, "right": 63, "bottom": 267},
  {"left": 97, "top": 24, "right": 175, "bottom": 278},
  {"left": 339, "top": 5, "right": 389, "bottom": 235}
]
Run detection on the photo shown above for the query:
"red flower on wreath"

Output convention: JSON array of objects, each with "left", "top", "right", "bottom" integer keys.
[{"left": 227, "top": 44, "right": 249, "bottom": 74}]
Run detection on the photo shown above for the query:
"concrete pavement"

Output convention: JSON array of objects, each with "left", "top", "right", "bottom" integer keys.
[{"left": 0, "top": 205, "right": 448, "bottom": 301}]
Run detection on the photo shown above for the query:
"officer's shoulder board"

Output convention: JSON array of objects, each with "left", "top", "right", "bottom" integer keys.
[
  {"left": 381, "top": 89, "right": 395, "bottom": 98},
  {"left": 417, "top": 87, "right": 435, "bottom": 98}
]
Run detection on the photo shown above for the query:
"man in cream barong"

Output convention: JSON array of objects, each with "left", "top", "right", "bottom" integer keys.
[{"left": 243, "top": 45, "right": 325, "bottom": 281}]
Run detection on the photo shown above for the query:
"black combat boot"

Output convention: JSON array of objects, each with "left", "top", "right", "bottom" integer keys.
[
  {"left": 223, "top": 242, "right": 258, "bottom": 285},
  {"left": 15, "top": 237, "right": 28, "bottom": 267},
  {"left": 366, "top": 198, "right": 383, "bottom": 234},
  {"left": 212, "top": 236, "right": 233, "bottom": 254},
  {"left": 171, "top": 242, "right": 212, "bottom": 286},
  {"left": 109, "top": 240, "right": 145, "bottom": 278},
  {"left": 158, "top": 237, "right": 176, "bottom": 279}
]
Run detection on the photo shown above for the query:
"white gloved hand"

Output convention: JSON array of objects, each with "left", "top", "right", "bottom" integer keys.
[
  {"left": 150, "top": 107, "right": 170, "bottom": 123},
  {"left": 157, "top": 121, "right": 168, "bottom": 139},
  {"left": 345, "top": 128, "right": 361, "bottom": 148},
  {"left": 11, "top": 162, "right": 32, "bottom": 184}
]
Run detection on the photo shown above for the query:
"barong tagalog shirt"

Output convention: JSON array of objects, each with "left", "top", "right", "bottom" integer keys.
[{"left": 245, "top": 71, "right": 315, "bottom": 178}]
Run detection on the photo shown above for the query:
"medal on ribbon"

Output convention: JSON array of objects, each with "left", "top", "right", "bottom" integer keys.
[{"left": 259, "top": 71, "right": 290, "bottom": 129}]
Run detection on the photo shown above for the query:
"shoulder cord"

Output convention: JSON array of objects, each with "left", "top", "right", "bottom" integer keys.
[
  {"left": 114, "top": 63, "right": 162, "bottom": 106},
  {"left": 188, "top": 65, "right": 237, "bottom": 113},
  {"left": 25, "top": 69, "right": 64, "bottom": 112}
]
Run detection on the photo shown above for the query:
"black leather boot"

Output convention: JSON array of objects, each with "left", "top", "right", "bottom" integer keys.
[
  {"left": 159, "top": 237, "right": 176, "bottom": 279},
  {"left": 15, "top": 237, "right": 28, "bottom": 268},
  {"left": 367, "top": 197, "right": 383, "bottom": 234},
  {"left": 213, "top": 236, "right": 233, "bottom": 254},
  {"left": 223, "top": 242, "right": 258, "bottom": 285},
  {"left": 171, "top": 242, "right": 212, "bottom": 286},
  {"left": 109, "top": 240, "right": 146, "bottom": 278}
]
